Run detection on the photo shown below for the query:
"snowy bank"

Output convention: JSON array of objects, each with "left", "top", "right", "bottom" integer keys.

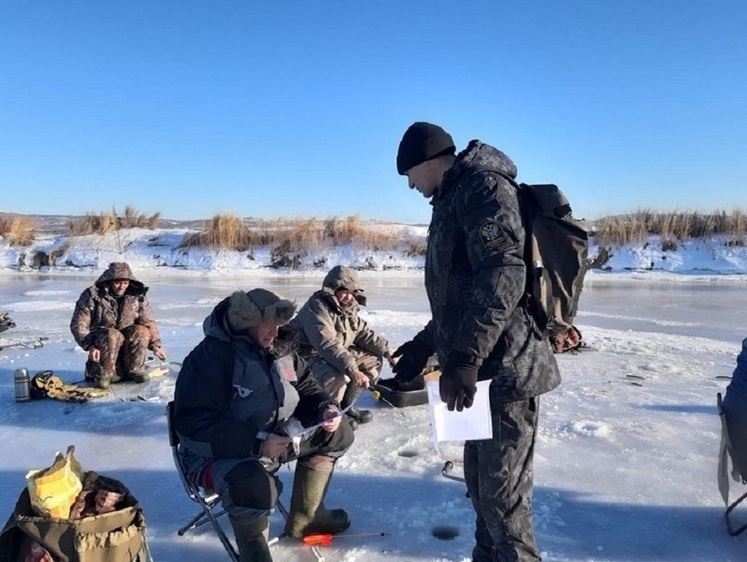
[{"left": 3, "top": 221, "right": 747, "bottom": 278}]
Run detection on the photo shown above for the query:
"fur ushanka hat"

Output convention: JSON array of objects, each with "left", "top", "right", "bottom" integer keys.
[{"left": 226, "top": 288, "right": 297, "bottom": 330}]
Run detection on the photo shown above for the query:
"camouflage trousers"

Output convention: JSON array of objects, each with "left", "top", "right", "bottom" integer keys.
[
  {"left": 465, "top": 397, "right": 541, "bottom": 562},
  {"left": 306, "top": 349, "right": 381, "bottom": 403},
  {"left": 84, "top": 325, "right": 153, "bottom": 382}
]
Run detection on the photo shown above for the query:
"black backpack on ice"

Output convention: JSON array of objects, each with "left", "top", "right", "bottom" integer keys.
[{"left": 0, "top": 312, "right": 15, "bottom": 334}]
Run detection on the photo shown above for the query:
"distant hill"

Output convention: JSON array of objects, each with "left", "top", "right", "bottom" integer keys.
[{"left": 1, "top": 212, "right": 236, "bottom": 235}]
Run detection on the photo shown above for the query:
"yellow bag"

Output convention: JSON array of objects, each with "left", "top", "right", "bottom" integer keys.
[{"left": 26, "top": 446, "right": 84, "bottom": 519}]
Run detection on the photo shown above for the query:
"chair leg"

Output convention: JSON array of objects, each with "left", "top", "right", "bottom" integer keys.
[
  {"left": 276, "top": 499, "right": 289, "bottom": 521},
  {"left": 175, "top": 484, "right": 285, "bottom": 560},
  {"left": 176, "top": 500, "right": 238, "bottom": 561},
  {"left": 178, "top": 496, "right": 227, "bottom": 535},
  {"left": 204, "top": 507, "right": 239, "bottom": 562},
  {"left": 178, "top": 509, "right": 210, "bottom": 536},
  {"left": 726, "top": 491, "right": 747, "bottom": 536}
]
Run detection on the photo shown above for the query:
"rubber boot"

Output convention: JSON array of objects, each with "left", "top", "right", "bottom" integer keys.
[
  {"left": 283, "top": 463, "right": 351, "bottom": 538},
  {"left": 96, "top": 371, "right": 117, "bottom": 390},
  {"left": 229, "top": 516, "right": 272, "bottom": 562},
  {"left": 85, "top": 359, "right": 101, "bottom": 383},
  {"left": 342, "top": 384, "right": 373, "bottom": 426},
  {"left": 128, "top": 370, "right": 151, "bottom": 383}
]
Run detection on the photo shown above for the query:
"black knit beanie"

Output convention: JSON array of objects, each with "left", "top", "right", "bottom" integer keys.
[{"left": 396, "top": 122, "right": 456, "bottom": 175}]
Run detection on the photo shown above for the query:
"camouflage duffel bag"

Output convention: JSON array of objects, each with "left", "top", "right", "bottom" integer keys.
[{"left": 0, "top": 485, "right": 151, "bottom": 562}]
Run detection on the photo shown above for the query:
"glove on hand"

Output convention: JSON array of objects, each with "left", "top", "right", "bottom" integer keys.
[
  {"left": 439, "top": 353, "right": 479, "bottom": 412},
  {"left": 391, "top": 337, "right": 432, "bottom": 382}
]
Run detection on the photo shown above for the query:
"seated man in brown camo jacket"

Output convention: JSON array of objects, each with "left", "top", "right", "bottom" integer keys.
[{"left": 70, "top": 262, "right": 167, "bottom": 389}]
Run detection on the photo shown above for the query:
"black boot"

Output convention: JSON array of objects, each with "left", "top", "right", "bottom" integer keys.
[
  {"left": 229, "top": 516, "right": 272, "bottom": 562},
  {"left": 341, "top": 384, "right": 373, "bottom": 426}
]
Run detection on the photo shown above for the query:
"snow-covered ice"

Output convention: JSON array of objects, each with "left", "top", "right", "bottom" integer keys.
[{"left": 1, "top": 227, "right": 747, "bottom": 561}]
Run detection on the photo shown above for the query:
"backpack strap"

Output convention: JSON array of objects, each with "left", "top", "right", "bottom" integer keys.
[{"left": 486, "top": 172, "right": 552, "bottom": 337}]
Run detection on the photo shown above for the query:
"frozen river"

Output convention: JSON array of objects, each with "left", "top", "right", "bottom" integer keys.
[
  {"left": 1, "top": 270, "right": 745, "bottom": 561},
  {"left": 2, "top": 272, "right": 745, "bottom": 347}
]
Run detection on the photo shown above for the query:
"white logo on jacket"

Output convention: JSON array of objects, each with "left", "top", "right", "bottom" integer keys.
[{"left": 233, "top": 384, "right": 252, "bottom": 398}]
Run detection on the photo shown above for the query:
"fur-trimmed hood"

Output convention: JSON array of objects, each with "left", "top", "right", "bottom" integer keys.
[
  {"left": 322, "top": 265, "right": 367, "bottom": 307},
  {"left": 94, "top": 262, "right": 147, "bottom": 297}
]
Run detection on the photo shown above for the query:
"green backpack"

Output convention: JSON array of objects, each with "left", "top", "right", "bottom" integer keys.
[
  {"left": 466, "top": 168, "right": 589, "bottom": 337},
  {"left": 502, "top": 176, "right": 589, "bottom": 336},
  {"left": 467, "top": 165, "right": 589, "bottom": 336},
  {"left": 0, "top": 481, "right": 151, "bottom": 562}
]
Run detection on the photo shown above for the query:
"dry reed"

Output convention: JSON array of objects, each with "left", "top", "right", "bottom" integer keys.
[
  {"left": 180, "top": 214, "right": 405, "bottom": 254},
  {"left": 69, "top": 206, "right": 161, "bottom": 236},
  {"left": 0, "top": 214, "right": 38, "bottom": 246},
  {"left": 594, "top": 208, "right": 747, "bottom": 247},
  {"left": 180, "top": 213, "right": 259, "bottom": 251}
]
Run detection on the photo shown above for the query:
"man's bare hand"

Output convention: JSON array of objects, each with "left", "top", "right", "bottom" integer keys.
[
  {"left": 153, "top": 345, "right": 168, "bottom": 361},
  {"left": 351, "top": 370, "right": 370, "bottom": 388},
  {"left": 321, "top": 407, "right": 342, "bottom": 433},
  {"left": 385, "top": 352, "right": 399, "bottom": 367},
  {"left": 260, "top": 434, "right": 291, "bottom": 458}
]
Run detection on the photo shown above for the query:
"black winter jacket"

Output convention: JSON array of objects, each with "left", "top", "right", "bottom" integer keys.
[{"left": 173, "top": 297, "right": 335, "bottom": 460}]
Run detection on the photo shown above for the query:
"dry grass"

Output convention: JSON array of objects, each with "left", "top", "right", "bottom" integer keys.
[
  {"left": 0, "top": 214, "right": 38, "bottom": 246},
  {"left": 122, "top": 205, "right": 161, "bottom": 228},
  {"left": 69, "top": 206, "right": 161, "bottom": 236},
  {"left": 594, "top": 208, "right": 747, "bottom": 247},
  {"left": 180, "top": 214, "right": 404, "bottom": 255},
  {"left": 180, "top": 213, "right": 261, "bottom": 251},
  {"left": 323, "top": 215, "right": 401, "bottom": 250}
]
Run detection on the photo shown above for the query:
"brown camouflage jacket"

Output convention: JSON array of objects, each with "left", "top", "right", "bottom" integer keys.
[
  {"left": 70, "top": 262, "right": 162, "bottom": 351},
  {"left": 293, "top": 266, "right": 390, "bottom": 376}
]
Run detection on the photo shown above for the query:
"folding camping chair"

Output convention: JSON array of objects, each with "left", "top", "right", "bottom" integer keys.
[
  {"left": 166, "top": 401, "right": 240, "bottom": 561},
  {"left": 717, "top": 392, "right": 747, "bottom": 536}
]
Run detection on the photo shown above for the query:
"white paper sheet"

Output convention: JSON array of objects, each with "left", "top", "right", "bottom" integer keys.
[
  {"left": 282, "top": 406, "right": 353, "bottom": 439},
  {"left": 427, "top": 379, "right": 493, "bottom": 450}
]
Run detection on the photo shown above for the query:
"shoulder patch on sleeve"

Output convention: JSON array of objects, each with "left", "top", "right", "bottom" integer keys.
[{"left": 478, "top": 220, "right": 510, "bottom": 252}]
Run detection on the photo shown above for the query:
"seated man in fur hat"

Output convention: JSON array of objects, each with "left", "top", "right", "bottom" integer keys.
[
  {"left": 292, "top": 265, "right": 396, "bottom": 429},
  {"left": 70, "top": 262, "right": 167, "bottom": 389},
  {"left": 173, "top": 288, "right": 354, "bottom": 562}
]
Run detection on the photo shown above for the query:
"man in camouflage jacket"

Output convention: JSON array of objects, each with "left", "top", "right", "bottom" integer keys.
[
  {"left": 393, "top": 122, "right": 561, "bottom": 561},
  {"left": 292, "top": 265, "right": 395, "bottom": 429},
  {"left": 70, "top": 262, "right": 167, "bottom": 389}
]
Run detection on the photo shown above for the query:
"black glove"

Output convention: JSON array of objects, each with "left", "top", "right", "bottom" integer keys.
[
  {"left": 391, "top": 337, "right": 432, "bottom": 382},
  {"left": 439, "top": 352, "right": 479, "bottom": 412}
]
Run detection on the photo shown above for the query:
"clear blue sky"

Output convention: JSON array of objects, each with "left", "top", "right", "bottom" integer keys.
[{"left": 1, "top": 1, "right": 745, "bottom": 223}]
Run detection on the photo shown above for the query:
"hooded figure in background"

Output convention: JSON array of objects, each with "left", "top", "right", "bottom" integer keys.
[
  {"left": 292, "top": 265, "right": 396, "bottom": 429},
  {"left": 70, "top": 262, "right": 167, "bottom": 389},
  {"left": 173, "top": 288, "right": 354, "bottom": 562}
]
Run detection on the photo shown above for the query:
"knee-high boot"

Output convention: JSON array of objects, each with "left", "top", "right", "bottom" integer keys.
[
  {"left": 229, "top": 516, "right": 272, "bottom": 562},
  {"left": 342, "top": 384, "right": 373, "bottom": 426},
  {"left": 283, "top": 461, "right": 351, "bottom": 538}
]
